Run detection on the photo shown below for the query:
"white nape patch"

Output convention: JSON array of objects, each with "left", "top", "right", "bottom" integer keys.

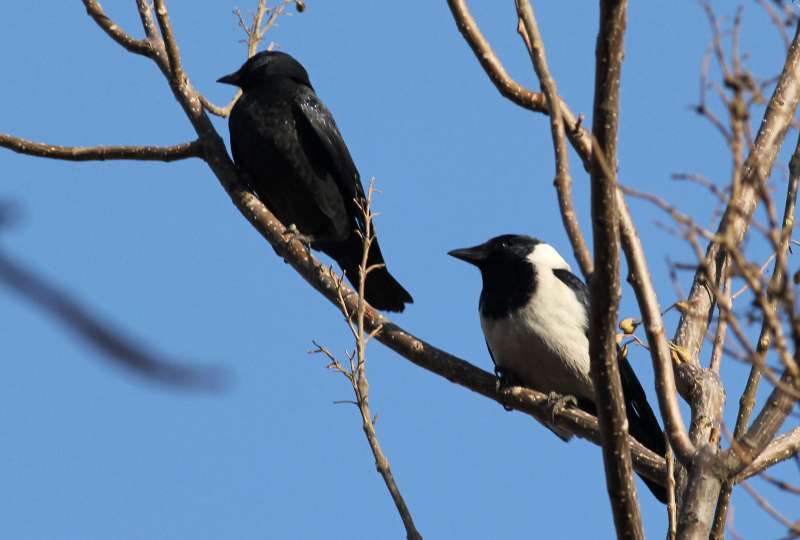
[
  {"left": 482, "top": 243, "right": 593, "bottom": 401},
  {"left": 527, "top": 243, "right": 571, "bottom": 271}
]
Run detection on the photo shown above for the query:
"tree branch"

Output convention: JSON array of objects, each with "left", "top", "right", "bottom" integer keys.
[
  {"left": 444, "top": 0, "right": 593, "bottom": 168},
  {"left": 83, "top": 0, "right": 151, "bottom": 58},
  {"left": 672, "top": 23, "right": 800, "bottom": 367},
  {"left": 712, "top": 128, "right": 800, "bottom": 537},
  {"left": 735, "top": 427, "right": 800, "bottom": 482},
  {"left": 514, "top": 1, "right": 593, "bottom": 279},
  {"left": 0, "top": 134, "right": 203, "bottom": 162},
  {"left": 584, "top": 1, "right": 644, "bottom": 536}
]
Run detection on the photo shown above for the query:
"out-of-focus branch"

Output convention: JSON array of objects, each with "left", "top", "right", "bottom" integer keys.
[
  {"left": 514, "top": 1, "right": 593, "bottom": 279},
  {"left": 317, "top": 182, "right": 422, "bottom": 540},
  {"left": 0, "top": 249, "right": 223, "bottom": 389},
  {"left": 583, "top": 1, "right": 644, "bottom": 536},
  {"left": 0, "top": 134, "right": 203, "bottom": 162},
  {"left": 739, "top": 480, "right": 800, "bottom": 536}
]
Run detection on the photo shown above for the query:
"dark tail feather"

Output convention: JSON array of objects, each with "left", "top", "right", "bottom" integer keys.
[
  {"left": 322, "top": 235, "right": 413, "bottom": 313},
  {"left": 619, "top": 352, "right": 669, "bottom": 504}
]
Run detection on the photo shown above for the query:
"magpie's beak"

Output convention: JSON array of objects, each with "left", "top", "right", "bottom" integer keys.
[
  {"left": 448, "top": 243, "right": 488, "bottom": 266},
  {"left": 217, "top": 71, "right": 240, "bottom": 85}
]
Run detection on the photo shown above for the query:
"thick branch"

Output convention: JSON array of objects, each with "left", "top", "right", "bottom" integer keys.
[
  {"left": 586, "top": 2, "right": 643, "bottom": 537},
  {"left": 0, "top": 134, "right": 203, "bottom": 162}
]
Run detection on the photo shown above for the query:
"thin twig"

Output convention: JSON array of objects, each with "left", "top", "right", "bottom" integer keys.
[{"left": 514, "top": 1, "right": 592, "bottom": 279}]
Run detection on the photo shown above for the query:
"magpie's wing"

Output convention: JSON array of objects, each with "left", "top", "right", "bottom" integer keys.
[
  {"left": 292, "top": 89, "right": 366, "bottom": 232},
  {"left": 552, "top": 268, "right": 590, "bottom": 337}
]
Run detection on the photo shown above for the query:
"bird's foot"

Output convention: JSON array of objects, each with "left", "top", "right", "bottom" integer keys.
[
  {"left": 546, "top": 392, "right": 578, "bottom": 424},
  {"left": 284, "top": 224, "right": 313, "bottom": 252},
  {"left": 495, "top": 367, "right": 522, "bottom": 412}
]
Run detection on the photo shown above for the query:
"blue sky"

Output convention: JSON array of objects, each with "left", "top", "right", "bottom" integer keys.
[{"left": 1, "top": 1, "right": 798, "bottom": 538}]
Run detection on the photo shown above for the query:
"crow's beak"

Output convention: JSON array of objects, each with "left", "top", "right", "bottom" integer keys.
[
  {"left": 217, "top": 71, "right": 240, "bottom": 85},
  {"left": 448, "top": 243, "right": 488, "bottom": 266}
]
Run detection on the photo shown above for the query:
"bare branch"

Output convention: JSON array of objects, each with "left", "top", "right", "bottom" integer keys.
[
  {"left": 584, "top": 1, "right": 644, "bottom": 535},
  {"left": 153, "top": 0, "right": 184, "bottom": 79},
  {"left": 351, "top": 182, "right": 422, "bottom": 540},
  {"left": 735, "top": 427, "right": 800, "bottom": 481},
  {"left": 444, "top": 0, "right": 593, "bottom": 168},
  {"left": 514, "top": 1, "right": 593, "bottom": 279},
  {"left": 673, "top": 23, "right": 800, "bottom": 367},
  {"left": 83, "top": 0, "right": 151, "bottom": 58},
  {"left": 0, "top": 134, "right": 203, "bottom": 162}
]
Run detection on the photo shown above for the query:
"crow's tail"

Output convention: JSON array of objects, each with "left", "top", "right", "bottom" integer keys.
[{"left": 322, "top": 234, "right": 413, "bottom": 313}]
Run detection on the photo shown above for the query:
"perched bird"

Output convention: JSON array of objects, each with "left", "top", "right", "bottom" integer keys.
[
  {"left": 218, "top": 51, "right": 413, "bottom": 312},
  {"left": 449, "top": 234, "right": 667, "bottom": 503}
]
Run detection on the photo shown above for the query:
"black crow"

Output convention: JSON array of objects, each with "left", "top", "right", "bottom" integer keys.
[
  {"left": 218, "top": 51, "right": 413, "bottom": 312},
  {"left": 449, "top": 234, "right": 668, "bottom": 503}
]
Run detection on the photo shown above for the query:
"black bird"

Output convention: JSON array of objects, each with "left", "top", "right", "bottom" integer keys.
[
  {"left": 218, "top": 51, "right": 413, "bottom": 312},
  {"left": 449, "top": 234, "right": 668, "bottom": 503}
]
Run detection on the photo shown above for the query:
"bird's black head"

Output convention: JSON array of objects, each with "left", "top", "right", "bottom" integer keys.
[
  {"left": 217, "top": 51, "right": 312, "bottom": 90},
  {"left": 449, "top": 235, "right": 543, "bottom": 318},
  {"left": 448, "top": 234, "right": 541, "bottom": 270}
]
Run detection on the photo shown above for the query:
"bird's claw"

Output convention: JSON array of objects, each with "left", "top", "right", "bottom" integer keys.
[
  {"left": 285, "top": 224, "right": 313, "bottom": 252},
  {"left": 547, "top": 392, "right": 577, "bottom": 423},
  {"left": 495, "top": 367, "right": 522, "bottom": 412}
]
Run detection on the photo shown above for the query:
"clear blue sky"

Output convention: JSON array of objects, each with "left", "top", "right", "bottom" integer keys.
[{"left": 1, "top": 1, "right": 797, "bottom": 538}]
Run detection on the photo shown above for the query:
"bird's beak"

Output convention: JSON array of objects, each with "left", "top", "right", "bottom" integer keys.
[
  {"left": 448, "top": 243, "right": 488, "bottom": 266},
  {"left": 217, "top": 71, "right": 240, "bottom": 86}
]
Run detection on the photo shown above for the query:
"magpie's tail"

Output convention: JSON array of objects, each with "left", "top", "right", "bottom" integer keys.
[
  {"left": 619, "top": 352, "right": 669, "bottom": 504},
  {"left": 322, "top": 235, "right": 413, "bottom": 313}
]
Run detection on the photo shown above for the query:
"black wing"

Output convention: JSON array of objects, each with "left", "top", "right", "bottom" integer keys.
[{"left": 292, "top": 89, "right": 366, "bottom": 233}]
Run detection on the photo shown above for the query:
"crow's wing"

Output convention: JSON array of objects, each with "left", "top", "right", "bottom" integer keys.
[{"left": 293, "top": 89, "right": 366, "bottom": 233}]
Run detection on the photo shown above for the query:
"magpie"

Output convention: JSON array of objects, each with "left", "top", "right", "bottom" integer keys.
[
  {"left": 218, "top": 51, "right": 413, "bottom": 312},
  {"left": 449, "top": 234, "right": 668, "bottom": 503}
]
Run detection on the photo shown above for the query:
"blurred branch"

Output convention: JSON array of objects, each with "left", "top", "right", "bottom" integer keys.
[{"left": 0, "top": 248, "right": 222, "bottom": 389}]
